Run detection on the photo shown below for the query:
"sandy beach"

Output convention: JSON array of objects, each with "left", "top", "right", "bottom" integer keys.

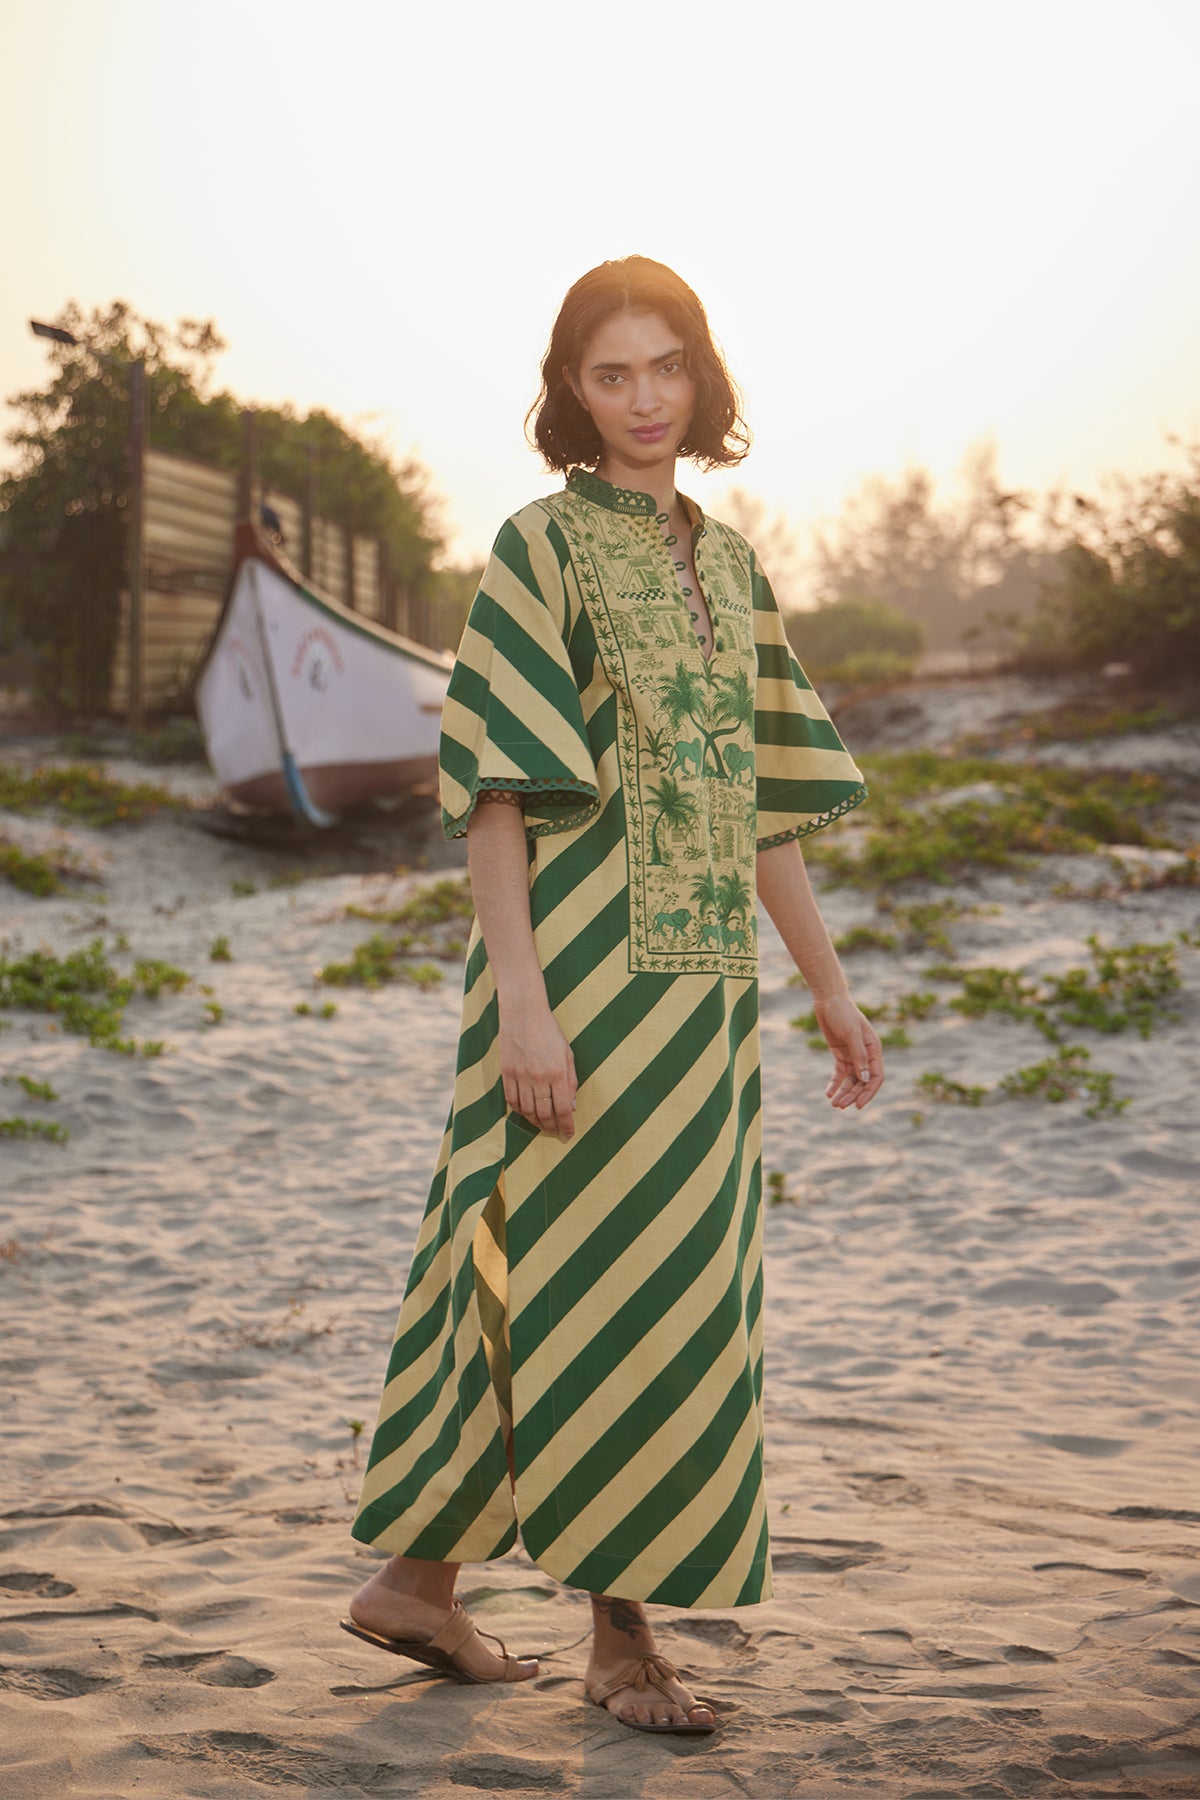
[{"left": 2, "top": 677, "right": 1198, "bottom": 1799}]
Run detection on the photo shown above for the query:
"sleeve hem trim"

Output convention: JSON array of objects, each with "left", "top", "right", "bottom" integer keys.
[{"left": 755, "top": 782, "right": 868, "bottom": 852}]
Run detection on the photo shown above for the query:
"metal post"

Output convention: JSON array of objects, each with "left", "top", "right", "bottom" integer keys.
[
  {"left": 379, "top": 539, "right": 395, "bottom": 632},
  {"left": 344, "top": 525, "right": 356, "bottom": 612},
  {"left": 239, "top": 407, "right": 259, "bottom": 522},
  {"left": 126, "top": 358, "right": 147, "bottom": 727},
  {"left": 302, "top": 442, "right": 317, "bottom": 579}
]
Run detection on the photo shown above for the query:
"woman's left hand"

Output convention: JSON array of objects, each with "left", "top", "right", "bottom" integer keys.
[{"left": 813, "top": 993, "right": 885, "bottom": 1110}]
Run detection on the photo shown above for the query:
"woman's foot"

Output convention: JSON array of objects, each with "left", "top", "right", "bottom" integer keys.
[
  {"left": 586, "top": 1595, "right": 716, "bottom": 1729},
  {"left": 348, "top": 1556, "right": 538, "bottom": 1683}
]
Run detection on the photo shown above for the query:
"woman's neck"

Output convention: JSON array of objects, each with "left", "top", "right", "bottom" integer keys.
[{"left": 594, "top": 454, "right": 678, "bottom": 517}]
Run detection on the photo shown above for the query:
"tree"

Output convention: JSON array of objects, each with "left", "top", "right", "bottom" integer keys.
[
  {"left": 689, "top": 866, "right": 720, "bottom": 924},
  {"left": 716, "top": 869, "right": 752, "bottom": 926},
  {"left": 1018, "top": 443, "right": 1200, "bottom": 681},
  {"left": 809, "top": 442, "right": 1056, "bottom": 654},
  {"left": 0, "top": 300, "right": 444, "bottom": 710},
  {"left": 645, "top": 774, "right": 699, "bottom": 866},
  {"left": 654, "top": 659, "right": 755, "bottom": 777}
]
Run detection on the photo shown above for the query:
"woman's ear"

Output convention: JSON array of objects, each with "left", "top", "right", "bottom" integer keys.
[{"left": 563, "top": 366, "right": 586, "bottom": 410}]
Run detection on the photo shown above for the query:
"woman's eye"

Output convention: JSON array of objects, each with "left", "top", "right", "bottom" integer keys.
[
  {"left": 659, "top": 362, "right": 682, "bottom": 375},
  {"left": 596, "top": 372, "right": 623, "bottom": 386}
]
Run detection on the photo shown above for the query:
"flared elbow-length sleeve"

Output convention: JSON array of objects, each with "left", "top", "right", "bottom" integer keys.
[
  {"left": 752, "top": 555, "right": 868, "bottom": 849},
  {"left": 439, "top": 510, "right": 601, "bottom": 841}
]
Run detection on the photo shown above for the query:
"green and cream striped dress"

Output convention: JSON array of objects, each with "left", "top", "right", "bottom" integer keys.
[{"left": 352, "top": 468, "right": 866, "bottom": 1608}]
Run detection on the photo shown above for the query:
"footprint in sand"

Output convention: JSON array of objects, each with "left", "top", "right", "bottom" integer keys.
[
  {"left": 0, "top": 1572, "right": 77, "bottom": 1598},
  {"left": 143, "top": 1649, "right": 276, "bottom": 1688},
  {"left": 0, "top": 1662, "right": 112, "bottom": 1699},
  {"left": 772, "top": 1536, "right": 883, "bottom": 1573}
]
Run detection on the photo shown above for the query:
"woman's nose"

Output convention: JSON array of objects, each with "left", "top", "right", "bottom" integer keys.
[{"left": 630, "top": 376, "right": 658, "bottom": 414}]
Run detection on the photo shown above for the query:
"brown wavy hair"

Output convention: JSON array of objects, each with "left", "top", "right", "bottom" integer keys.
[{"left": 527, "top": 256, "right": 751, "bottom": 473}]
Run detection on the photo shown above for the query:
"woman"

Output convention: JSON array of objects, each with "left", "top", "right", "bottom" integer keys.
[{"left": 342, "top": 256, "right": 883, "bottom": 1734}]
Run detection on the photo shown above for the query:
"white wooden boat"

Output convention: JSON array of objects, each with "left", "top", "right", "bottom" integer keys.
[{"left": 195, "top": 522, "right": 453, "bottom": 824}]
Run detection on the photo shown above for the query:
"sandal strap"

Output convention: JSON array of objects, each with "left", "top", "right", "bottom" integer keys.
[
  {"left": 429, "top": 1602, "right": 519, "bottom": 1675},
  {"left": 587, "top": 1652, "right": 681, "bottom": 1706},
  {"left": 428, "top": 1600, "right": 477, "bottom": 1657}
]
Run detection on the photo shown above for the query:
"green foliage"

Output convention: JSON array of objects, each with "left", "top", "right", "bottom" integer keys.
[
  {"left": 5, "top": 1075, "right": 59, "bottom": 1102},
  {"left": 998, "top": 1046, "right": 1127, "bottom": 1117},
  {"left": 230, "top": 879, "right": 257, "bottom": 898},
  {"left": 787, "top": 597, "right": 924, "bottom": 685},
  {"left": 318, "top": 934, "right": 446, "bottom": 991},
  {"left": 950, "top": 966, "right": 1043, "bottom": 1027},
  {"left": 0, "top": 844, "right": 66, "bottom": 896},
  {"left": 894, "top": 990, "right": 938, "bottom": 1021},
  {"left": 56, "top": 718, "right": 206, "bottom": 763},
  {"left": 947, "top": 937, "right": 1180, "bottom": 1043},
  {"left": 916, "top": 1072, "right": 988, "bottom": 1106},
  {"left": 0, "top": 938, "right": 177, "bottom": 1053},
  {"left": 880, "top": 1025, "right": 913, "bottom": 1049},
  {"left": 209, "top": 935, "right": 233, "bottom": 962},
  {"left": 915, "top": 936, "right": 1181, "bottom": 1116},
  {"left": 806, "top": 446, "right": 1053, "bottom": 654},
  {"left": 0, "top": 760, "right": 182, "bottom": 826},
  {"left": 202, "top": 1000, "right": 224, "bottom": 1025},
  {"left": 133, "top": 957, "right": 190, "bottom": 998},
  {"left": 1016, "top": 447, "right": 1200, "bottom": 681},
  {"left": 765, "top": 1169, "right": 797, "bottom": 1206},
  {"left": 832, "top": 923, "right": 898, "bottom": 954},
  {"left": 346, "top": 875, "right": 474, "bottom": 929},
  {"left": 332, "top": 877, "right": 473, "bottom": 988},
  {"left": 0, "top": 1116, "right": 69, "bottom": 1144},
  {"left": 1043, "top": 935, "right": 1180, "bottom": 1039},
  {"left": 2, "top": 299, "right": 444, "bottom": 711},
  {"left": 878, "top": 897, "right": 981, "bottom": 953},
  {"left": 964, "top": 698, "right": 1185, "bottom": 753},
  {"left": 806, "top": 751, "right": 1169, "bottom": 888}
]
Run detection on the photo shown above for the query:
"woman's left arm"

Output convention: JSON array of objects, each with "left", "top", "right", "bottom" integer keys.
[{"left": 757, "top": 838, "right": 884, "bottom": 1111}]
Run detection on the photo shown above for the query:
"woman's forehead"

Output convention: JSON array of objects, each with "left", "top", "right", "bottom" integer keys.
[{"left": 581, "top": 308, "right": 680, "bottom": 367}]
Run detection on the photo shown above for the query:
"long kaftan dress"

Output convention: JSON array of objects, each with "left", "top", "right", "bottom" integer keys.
[{"left": 352, "top": 468, "right": 866, "bottom": 1608}]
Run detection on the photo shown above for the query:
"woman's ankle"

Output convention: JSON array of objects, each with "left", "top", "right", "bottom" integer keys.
[
  {"left": 376, "top": 1554, "right": 459, "bottom": 1608},
  {"left": 589, "top": 1594, "right": 653, "bottom": 1651}
]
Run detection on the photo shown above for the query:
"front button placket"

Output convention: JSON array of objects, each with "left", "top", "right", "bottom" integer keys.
[{"left": 654, "top": 508, "right": 712, "bottom": 661}]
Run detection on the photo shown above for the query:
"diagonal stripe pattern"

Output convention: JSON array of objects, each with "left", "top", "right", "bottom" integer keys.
[{"left": 352, "top": 470, "right": 866, "bottom": 1607}]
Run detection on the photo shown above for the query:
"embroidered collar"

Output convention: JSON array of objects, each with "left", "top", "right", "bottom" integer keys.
[{"left": 566, "top": 466, "right": 706, "bottom": 530}]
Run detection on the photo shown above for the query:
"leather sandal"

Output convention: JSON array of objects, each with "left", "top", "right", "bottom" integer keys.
[
  {"left": 585, "top": 1650, "right": 718, "bottom": 1734},
  {"left": 339, "top": 1598, "right": 531, "bottom": 1684}
]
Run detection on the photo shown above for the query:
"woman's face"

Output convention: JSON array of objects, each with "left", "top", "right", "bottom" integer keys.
[{"left": 567, "top": 309, "right": 696, "bottom": 472}]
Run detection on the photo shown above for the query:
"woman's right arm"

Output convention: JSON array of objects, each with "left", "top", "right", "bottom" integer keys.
[{"left": 466, "top": 798, "right": 577, "bottom": 1140}]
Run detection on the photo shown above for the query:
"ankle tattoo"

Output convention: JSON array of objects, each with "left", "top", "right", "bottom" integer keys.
[{"left": 592, "top": 1595, "right": 645, "bottom": 1639}]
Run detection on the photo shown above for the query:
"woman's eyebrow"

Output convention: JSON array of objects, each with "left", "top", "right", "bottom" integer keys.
[{"left": 589, "top": 346, "right": 685, "bottom": 372}]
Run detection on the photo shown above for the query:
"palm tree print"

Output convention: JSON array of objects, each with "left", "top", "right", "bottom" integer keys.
[
  {"left": 653, "top": 660, "right": 754, "bottom": 778},
  {"left": 688, "top": 867, "right": 720, "bottom": 925},
  {"left": 716, "top": 869, "right": 753, "bottom": 927},
  {"left": 706, "top": 666, "right": 755, "bottom": 776},
  {"left": 645, "top": 774, "right": 700, "bottom": 866},
  {"left": 640, "top": 725, "right": 673, "bottom": 769}
]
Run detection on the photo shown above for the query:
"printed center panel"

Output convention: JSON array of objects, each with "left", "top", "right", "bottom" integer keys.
[{"left": 554, "top": 504, "right": 759, "bottom": 977}]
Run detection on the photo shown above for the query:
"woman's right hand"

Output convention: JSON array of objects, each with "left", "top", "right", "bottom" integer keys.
[{"left": 498, "top": 995, "right": 577, "bottom": 1140}]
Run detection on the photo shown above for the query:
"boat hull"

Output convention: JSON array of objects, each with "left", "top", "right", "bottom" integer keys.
[
  {"left": 195, "top": 525, "right": 452, "bottom": 821},
  {"left": 225, "top": 754, "right": 438, "bottom": 813}
]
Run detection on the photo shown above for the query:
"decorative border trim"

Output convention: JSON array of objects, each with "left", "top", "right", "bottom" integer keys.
[
  {"left": 445, "top": 776, "right": 601, "bottom": 842},
  {"left": 755, "top": 782, "right": 869, "bottom": 851}
]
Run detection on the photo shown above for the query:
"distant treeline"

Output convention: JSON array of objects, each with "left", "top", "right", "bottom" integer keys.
[{"left": 727, "top": 441, "right": 1200, "bottom": 690}]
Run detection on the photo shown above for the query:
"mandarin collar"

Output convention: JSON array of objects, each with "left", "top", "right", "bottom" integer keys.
[{"left": 566, "top": 466, "right": 706, "bottom": 531}]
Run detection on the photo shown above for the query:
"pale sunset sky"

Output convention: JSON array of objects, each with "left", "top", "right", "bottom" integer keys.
[{"left": 4, "top": 0, "right": 1199, "bottom": 571}]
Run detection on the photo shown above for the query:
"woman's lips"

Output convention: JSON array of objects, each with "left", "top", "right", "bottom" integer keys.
[{"left": 631, "top": 424, "right": 669, "bottom": 443}]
